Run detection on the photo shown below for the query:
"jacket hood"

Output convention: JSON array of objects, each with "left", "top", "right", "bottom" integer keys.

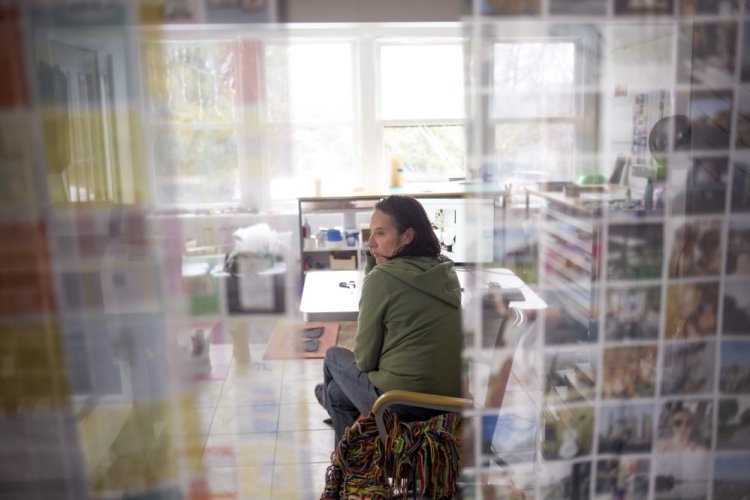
[{"left": 373, "top": 255, "right": 461, "bottom": 308}]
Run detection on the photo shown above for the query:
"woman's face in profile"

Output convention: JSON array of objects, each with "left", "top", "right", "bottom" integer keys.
[{"left": 368, "top": 209, "right": 413, "bottom": 264}]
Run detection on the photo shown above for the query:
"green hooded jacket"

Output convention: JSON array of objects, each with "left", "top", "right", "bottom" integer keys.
[{"left": 353, "top": 254, "right": 463, "bottom": 397}]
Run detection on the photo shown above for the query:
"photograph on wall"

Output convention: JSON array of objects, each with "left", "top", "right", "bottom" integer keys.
[
  {"left": 544, "top": 348, "right": 596, "bottom": 405},
  {"left": 204, "top": 0, "right": 276, "bottom": 23},
  {"left": 597, "top": 403, "right": 654, "bottom": 454},
  {"left": 653, "top": 454, "right": 710, "bottom": 500},
  {"left": 669, "top": 156, "right": 729, "bottom": 216},
  {"left": 677, "top": 22, "right": 737, "bottom": 87},
  {"left": 717, "top": 397, "right": 750, "bottom": 450},
  {"left": 667, "top": 219, "right": 723, "bottom": 278},
  {"left": 607, "top": 223, "right": 664, "bottom": 281},
  {"left": 661, "top": 341, "right": 716, "bottom": 396},
  {"left": 476, "top": 463, "right": 537, "bottom": 499},
  {"left": 720, "top": 341, "right": 750, "bottom": 394},
  {"left": 742, "top": 22, "right": 750, "bottom": 82},
  {"left": 722, "top": 280, "right": 750, "bottom": 335},
  {"left": 543, "top": 287, "right": 597, "bottom": 345},
  {"left": 731, "top": 160, "right": 750, "bottom": 211},
  {"left": 674, "top": 89, "right": 733, "bottom": 151},
  {"left": 655, "top": 399, "right": 712, "bottom": 453},
  {"left": 548, "top": 0, "right": 606, "bottom": 15},
  {"left": 484, "top": 407, "right": 541, "bottom": 466},
  {"left": 479, "top": 0, "right": 541, "bottom": 15},
  {"left": 726, "top": 220, "right": 750, "bottom": 275},
  {"left": 614, "top": 0, "right": 673, "bottom": 15},
  {"left": 680, "top": 0, "right": 738, "bottom": 15},
  {"left": 736, "top": 89, "right": 750, "bottom": 147},
  {"left": 542, "top": 405, "right": 594, "bottom": 461},
  {"left": 539, "top": 460, "right": 591, "bottom": 500},
  {"left": 595, "top": 457, "right": 650, "bottom": 499},
  {"left": 0, "top": 113, "right": 36, "bottom": 211},
  {"left": 602, "top": 345, "right": 657, "bottom": 399},
  {"left": 604, "top": 285, "right": 661, "bottom": 341},
  {"left": 664, "top": 282, "right": 719, "bottom": 339},
  {"left": 713, "top": 454, "right": 750, "bottom": 498}
]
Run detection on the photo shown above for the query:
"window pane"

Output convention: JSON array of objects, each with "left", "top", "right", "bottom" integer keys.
[
  {"left": 267, "top": 123, "right": 355, "bottom": 180},
  {"left": 383, "top": 125, "right": 465, "bottom": 181},
  {"left": 494, "top": 122, "right": 575, "bottom": 185},
  {"left": 143, "top": 42, "right": 237, "bottom": 123},
  {"left": 154, "top": 127, "right": 238, "bottom": 205},
  {"left": 380, "top": 44, "right": 465, "bottom": 120},
  {"left": 264, "top": 42, "right": 354, "bottom": 122},
  {"left": 493, "top": 42, "right": 576, "bottom": 118}
]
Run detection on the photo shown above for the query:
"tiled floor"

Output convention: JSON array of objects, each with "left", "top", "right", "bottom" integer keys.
[{"left": 187, "top": 343, "right": 335, "bottom": 499}]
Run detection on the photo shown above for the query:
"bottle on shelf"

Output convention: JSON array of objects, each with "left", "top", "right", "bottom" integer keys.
[
  {"left": 389, "top": 155, "right": 404, "bottom": 188},
  {"left": 644, "top": 178, "right": 654, "bottom": 210},
  {"left": 302, "top": 218, "right": 311, "bottom": 239}
]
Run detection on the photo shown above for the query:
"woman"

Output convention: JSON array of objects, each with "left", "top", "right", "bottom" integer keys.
[{"left": 315, "top": 195, "right": 464, "bottom": 444}]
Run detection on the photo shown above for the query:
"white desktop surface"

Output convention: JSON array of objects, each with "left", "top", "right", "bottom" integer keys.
[
  {"left": 299, "top": 267, "right": 546, "bottom": 319},
  {"left": 299, "top": 270, "right": 364, "bottom": 315}
]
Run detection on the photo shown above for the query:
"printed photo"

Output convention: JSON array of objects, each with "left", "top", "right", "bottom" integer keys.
[
  {"left": 478, "top": 463, "right": 537, "bottom": 499},
  {"left": 731, "top": 161, "right": 750, "bottom": 212},
  {"left": 743, "top": 22, "right": 750, "bottom": 82},
  {"left": 595, "top": 457, "right": 650, "bottom": 500},
  {"left": 664, "top": 282, "right": 719, "bottom": 339},
  {"left": 713, "top": 455, "right": 750, "bottom": 498},
  {"left": 718, "top": 397, "right": 750, "bottom": 450},
  {"left": 549, "top": 0, "right": 606, "bottom": 15},
  {"left": 607, "top": 224, "right": 664, "bottom": 281},
  {"left": 602, "top": 345, "right": 657, "bottom": 399},
  {"left": 667, "top": 219, "right": 723, "bottom": 278},
  {"left": 544, "top": 349, "right": 597, "bottom": 404},
  {"left": 723, "top": 280, "right": 750, "bottom": 336},
  {"left": 539, "top": 460, "right": 592, "bottom": 500},
  {"left": 614, "top": 0, "right": 673, "bottom": 15},
  {"left": 674, "top": 89, "right": 733, "bottom": 151},
  {"left": 680, "top": 0, "right": 738, "bottom": 15},
  {"left": 669, "top": 156, "right": 729, "bottom": 216},
  {"left": 653, "top": 455, "right": 710, "bottom": 499},
  {"left": 661, "top": 341, "right": 716, "bottom": 396},
  {"left": 543, "top": 288, "right": 597, "bottom": 345},
  {"left": 604, "top": 286, "right": 661, "bottom": 342},
  {"left": 0, "top": 114, "right": 35, "bottom": 210},
  {"left": 726, "top": 220, "right": 750, "bottom": 275},
  {"left": 655, "top": 400, "right": 712, "bottom": 453},
  {"left": 720, "top": 341, "right": 750, "bottom": 394},
  {"left": 597, "top": 403, "right": 654, "bottom": 454},
  {"left": 736, "top": 89, "right": 750, "bottom": 147},
  {"left": 485, "top": 407, "right": 541, "bottom": 466},
  {"left": 480, "top": 0, "right": 541, "bottom": 15},
  {"left": 542, "top": 405, "right": 594, "bottom": 461},
  {"left": 677, "top": 22, "right": 737, "bottom": 87}
]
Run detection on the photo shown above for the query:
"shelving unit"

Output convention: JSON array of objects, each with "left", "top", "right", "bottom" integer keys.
[{"left": 296, "top": 183, "right": 506, "bottom": 279}]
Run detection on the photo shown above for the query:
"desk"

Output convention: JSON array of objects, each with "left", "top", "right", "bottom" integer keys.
[
  {"left": 299, "top": 267, "right": 546, "bottom": 322},
  {"left": 299, "top": 270, "right": 364, "bottom": 322}
]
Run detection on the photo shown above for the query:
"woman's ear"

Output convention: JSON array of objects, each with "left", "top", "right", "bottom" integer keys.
[{"left": 402, "top": 227, "right": 415, "bottom": 245}]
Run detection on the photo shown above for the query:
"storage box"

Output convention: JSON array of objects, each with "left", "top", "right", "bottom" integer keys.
[{"left": 329, "top": 252, "right": 357, "bottom": 270}]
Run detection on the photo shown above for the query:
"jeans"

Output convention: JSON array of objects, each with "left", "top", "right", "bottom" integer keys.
[
  {"left": 322, "top": 347, "right": 381, "bottom": 444},
  {"left": 322, "top": 346, "right": 448, "bottom": 445}
]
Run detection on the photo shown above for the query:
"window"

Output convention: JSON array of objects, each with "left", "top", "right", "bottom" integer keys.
[
  {"left": 142, "top": 40, "right": 240, "bottom": 206},
  {"left": 379, "top": 41, "right": 466, "bottom": 183},
  {"left": 141, "top": 27, "right": 585, "bottom": 210},
  {"left": 491, "top": 40, "right": 579, "bottom": 187},
  {"left": 263, "top": 40, "right": 357, "bottom": 201}
]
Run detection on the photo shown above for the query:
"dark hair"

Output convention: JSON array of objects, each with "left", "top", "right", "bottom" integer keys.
[{"left": 374, "top": 195, "right": 441, "bottom": 259}]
